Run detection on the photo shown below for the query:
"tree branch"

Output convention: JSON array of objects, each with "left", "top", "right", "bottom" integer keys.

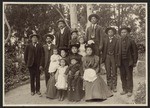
[
  {"left": 4, "top": 12, "right": 11, "bottom": 44},
  {"left": 52, "top": 5, "right": 71, "bottom": 29}
]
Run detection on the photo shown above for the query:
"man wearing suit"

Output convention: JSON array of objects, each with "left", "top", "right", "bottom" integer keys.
[
  {"left": 55, "top": 19, "right": 71, "bottom": 48},
  {"left": 43, "top": 34, "right": 56, "bottom": 86},
  {"left": 116, "top": 27, "right": 138, "bottom": 97},
  {"left": 102, "top": 27, "right": 118, "bottom": 92},
  {"left": 86, "top": 14, "right": 104, "bottom": 56},
  {"left": 24, "top": 34, "right": 44, "bottom": 96}
]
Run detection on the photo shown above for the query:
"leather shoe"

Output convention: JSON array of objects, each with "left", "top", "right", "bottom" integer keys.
[
  {"left": 31, "top": 92, "right": 35, "bottom": 96},
  {"left": 120, "top": 91, "right": 127, "bottom": 95},
  {"left": 127, "top": 92, "right": 132, "bottom": 97}
]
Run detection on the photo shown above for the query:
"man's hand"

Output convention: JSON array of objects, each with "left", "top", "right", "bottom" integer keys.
[{"left": 39, "top": 66, "right": 43, "bottom": 71}]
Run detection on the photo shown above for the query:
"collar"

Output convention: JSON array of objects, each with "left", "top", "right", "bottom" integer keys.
[
  {"left": 47, "top": 43, "right": 51, "bottom": 46},
  {"left": 92, "top": 24, "right": 97, "bottom": 28}
]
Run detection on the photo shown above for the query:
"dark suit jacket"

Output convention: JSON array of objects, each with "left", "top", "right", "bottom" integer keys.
[
  {"left": 43, "top": 44, "right": 56, "bottom": 69},
  {"left": 116, "top": 37, "right": 138, "bottom": 67},
  {"left": 56, "top": 27, "right": 71, "bottom": 48},
  {"left": 24, "top": 43, "right": 44, "bottom": 68},
  {"left": 86, "top": 25, "right": 104, "bottom": 51},
  {"left": 102, "top": 36, "right": 118, "bottom": 63}
]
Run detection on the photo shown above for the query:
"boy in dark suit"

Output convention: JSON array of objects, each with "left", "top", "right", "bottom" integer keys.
[
  {"left": 116, "top": 27, "right": 138, "bottom": 97},
  {"left": 55, "top": 19, "right": 71, "bottom": 48},
  {"left": 43, "top": 34, "right": 56, "bottom": 86},
  {"left": 24, "top": 34, "right": 44, "bottom": 96},
  {"left": 102, "top": 27, "right": 118, "bottom": 92}
]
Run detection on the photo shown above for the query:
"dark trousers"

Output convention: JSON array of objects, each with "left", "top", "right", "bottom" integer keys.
[
  {"left": 105, "top": 55, "right": 117, "bottom": 89},
  {"left": 68, "top": 75, "right": 78, "bottom": 88},
  {"left": 28, "top": 64, "right": 40, "bottom": 93},
  {"left": 119, "top": 59, "right": 133, "bottom": 93}
]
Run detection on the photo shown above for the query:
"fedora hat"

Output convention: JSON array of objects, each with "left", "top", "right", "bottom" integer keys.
[
  {"left": 105, "top": 27, "right": 117, "bottom": 35},
  {"left": 71, "top": 28, "right": 78, "bottom": 35},
  {"left": 44, "top": 34, "right": 54, "bottom": 41},
  {"left": 118, "top": 26, "right": 131, "bottom": 35},
  {"left": 57, "top": 19, "right": 65, "bottom": 25},
  {"left": 29, "top": 34, "right": 40, "bottom": 39},
  {"left": 88, "top": 14, "right": 99, "bottom": 22}
]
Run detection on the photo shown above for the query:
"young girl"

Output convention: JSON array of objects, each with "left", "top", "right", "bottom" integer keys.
[
  {"left": 46, "top": 48, "right": 61, "bottom": 99},
  {"left": 59, "top": 46, "right": 69, "bottom": 65},
  {"left": 55, "top": 59, "right": 68, "bottom": 101},
  {"left": 48, "top": 48, "right": 62, "bottom": 73},
  {"left": 82, "top": 44, "right": 113, "bottom": 101},
  {"left": 78, "top": 36, "right": 86, "bottom": 57}
]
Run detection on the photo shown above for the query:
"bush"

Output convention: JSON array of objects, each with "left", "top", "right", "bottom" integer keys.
[
  {"left": 134, "top": 82, "right": 146, "bottom": 104},
  {"left": 5, "top": 47, "right": 30, "bottom": 92}
]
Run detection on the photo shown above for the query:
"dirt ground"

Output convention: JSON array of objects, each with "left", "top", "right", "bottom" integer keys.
[{"left": 4, "top": 73, "right": 145, "bottom": 106}]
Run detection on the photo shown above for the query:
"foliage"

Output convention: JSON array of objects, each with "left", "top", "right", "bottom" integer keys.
[{"left": 134, "top": 82, "right": 146, "bottom": 104}]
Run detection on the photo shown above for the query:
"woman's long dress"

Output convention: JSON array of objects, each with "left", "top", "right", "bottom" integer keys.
[
  {"left": 46, "top": 74, "right": 57, "bottom": 99},
  {"left": 67, "top": 53, "right": 84, "bottom": 101},
  {"left": 82, "top": 55, "right": 113, "bottom": 100}
]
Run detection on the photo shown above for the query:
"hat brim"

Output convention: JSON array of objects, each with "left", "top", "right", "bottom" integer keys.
[
  {"left": 69, "top": 44, "right": 80, "bottom": 49},
  {"left": 57, "top": 20, "right": 65, "bottom": 24},
  {"left": 29, "top": 34, "right": 40, "bottom": 39},
  {"left": 105, "top": 27, "right": 117, "bottom": 35},
  {"left": 71, "top": 30, "right": 78, "bottom": 35},
  {"left": 88, "top": 14, "right": 100, "bottom": 22},
  {"left": 44, "top": 34, "right": 54, "bottom": 41},
  {"left": 59, "top": 47, "right": 69, "bottom": 52},
  {"left": 118, "top": 27, "right": 131, "bottom": 35}
]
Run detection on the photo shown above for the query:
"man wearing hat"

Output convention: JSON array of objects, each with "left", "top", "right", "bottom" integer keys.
[
  {"left": 24, "top": 34, "right": 44, "bottom": 96},
  {"left": 116, "top": 27, "right": 138, "bottom": 97},
  {"left": 55, "top": 19, "right": 71, "bottom": 48},
  {"left": 43, "top": 34, "right": 56, "bottom": 87},
  {"left": 102, "top": 27, "right": 118, "bottom": 92},
  {"left": 86, "top": 13, "right": 104, "bottom": 55}
]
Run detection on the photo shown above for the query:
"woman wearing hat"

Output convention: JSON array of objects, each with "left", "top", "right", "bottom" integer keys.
[
  {"left": 43, "top": 34, "right": 56, "bottom": 87},
  {"left": 67, "top": 44, "right": 84, "bottom": 102},
  {"left": 116, "top": 27, "right": 138, "bottom": 97},
  {"left": 24, "top": 34, "right": 44, "bottom": 96},
  {"left": 102, "top": 27, "right": 118, "bottom": 93},
  {"left": 55, "top": 19, "right": 71, "bottom": 48},
  {"left": 82, "top": 44, "right": 113, "bottom": 101}
]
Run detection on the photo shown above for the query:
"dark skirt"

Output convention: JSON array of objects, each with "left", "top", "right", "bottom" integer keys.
[
  {"left": 84, "top": 75, "right": 113, "bottom": 100},
  {"left": 46, "top": 74, "right": 57, "bottom": 99},
  {"left": 67, "top": 76, "right": 84, "bottom": 101}
]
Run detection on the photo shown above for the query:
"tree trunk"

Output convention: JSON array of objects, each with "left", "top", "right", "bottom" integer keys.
[
  {"left": 4, "top": 12, "right": 11, "bottom": 45},
  {"left": 86, "top": 4, "right": 93, "bottom": 30},
  {"left": 69, "top": 4, "right": 78, "bottom": 29}
]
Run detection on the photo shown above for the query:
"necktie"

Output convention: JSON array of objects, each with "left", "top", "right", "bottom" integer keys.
[{"left": 91, "top": 25, "right": 95, "bottom": 38}]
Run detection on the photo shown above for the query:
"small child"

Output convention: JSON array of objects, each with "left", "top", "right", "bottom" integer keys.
[
  {"left": 65, "top": 57, "right": 80, "bottom": 91},
  {"left": 69, "top": 29, "right": 78, "bottom": 45},
  {"left": 78, "top": 36, "right": 86, "bottom": 57},
  {"left": 48, "top": 48, "right": 62, "bottom": 74},
  {"left": 55, "top": 59, "right": 68, "bottom": 101}
]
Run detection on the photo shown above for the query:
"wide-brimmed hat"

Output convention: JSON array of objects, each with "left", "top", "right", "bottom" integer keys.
[
  {"left": 29, "top": 34, "right": 40, "bottom": 39},
  {"left": 105, "top": 27, "right": 117, "bottom": 35},
  {"left": 69, "top": 43, "right": 80, "bottom": 49},
  {"left": 71, "top": 28, "right": 78, "bottom": 35},
  {"left": 44, "top": 34, "right": 54, "bottom": 41},
  {"left": 57, "top": 19, "right": 65, "bottom": 25},
  {"left": 118, "top": 26, "right": 131, "bottom": 35},
  {"left": 88, "top": 14, "right": 100, "bottom": 22}
]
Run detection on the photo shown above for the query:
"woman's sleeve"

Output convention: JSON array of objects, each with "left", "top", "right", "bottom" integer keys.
[{"left": 94, "top": 56, "right": 100, "bottom": 73}]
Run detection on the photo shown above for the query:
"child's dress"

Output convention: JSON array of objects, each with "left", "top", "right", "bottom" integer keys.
[
  {"left": 78, "top": 44, "right": 86, "bottom": 57},
  {"left": 49, "top": 54, "right": 62, "bottom": 72},
  {"left": 55, "top": 66, "right": 68, "bottom": 90}
]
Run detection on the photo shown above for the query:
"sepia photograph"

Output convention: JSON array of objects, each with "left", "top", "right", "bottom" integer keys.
[{"left": 3, "top": 2, "right": 148, "bottom": 106}]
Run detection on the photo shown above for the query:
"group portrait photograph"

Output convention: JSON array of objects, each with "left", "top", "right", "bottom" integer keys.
[{"left": 2, "top": 1, "right": 148, "bottom": 107}]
